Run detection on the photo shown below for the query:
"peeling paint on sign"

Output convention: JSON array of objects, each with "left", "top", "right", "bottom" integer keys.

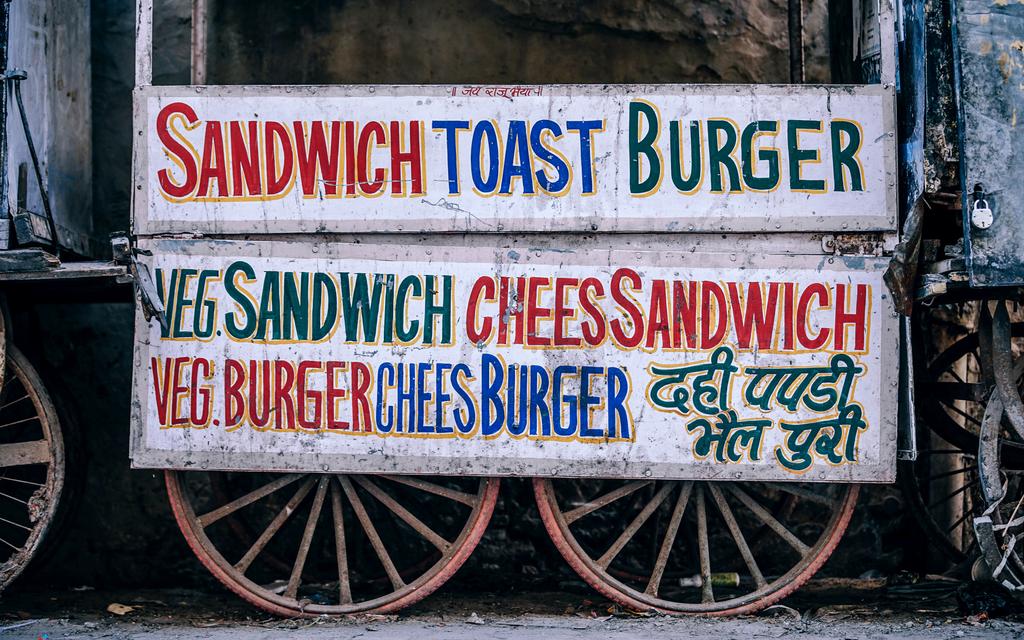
[{"left": 132, "top": 84, "right": 897, "bottom": 235}]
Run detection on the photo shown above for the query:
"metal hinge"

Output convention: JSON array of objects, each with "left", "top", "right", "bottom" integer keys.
[{"left": 112, "top": 236, "right": 168, "bottom": 332}]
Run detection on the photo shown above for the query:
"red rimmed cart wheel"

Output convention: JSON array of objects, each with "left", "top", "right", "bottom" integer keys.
[
  {"left": 534, "top": 478, "right": 858, "bottom": 615},
  {"left": 167, "top": 471, "right": 498, "bottom": 616},
  {"left": 0, "top": 347, "right": 66, "bottom": 591}
]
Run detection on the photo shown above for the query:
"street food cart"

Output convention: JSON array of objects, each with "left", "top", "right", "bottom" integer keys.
[
  {"left": 1, "top": 0, "right": 1022, "bottom": 618},
  {"left": 124, "top": 0, "right": 904, "bottom": 616}
]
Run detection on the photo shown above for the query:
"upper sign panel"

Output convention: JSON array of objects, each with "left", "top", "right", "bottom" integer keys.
[{"left": 133, "top": 84, "right": 895, "bottom": 235}]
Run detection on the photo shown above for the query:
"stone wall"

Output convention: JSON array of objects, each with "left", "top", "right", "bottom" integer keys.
[{"left": 206, "top": 0, "right": 830, "bottom": 85}]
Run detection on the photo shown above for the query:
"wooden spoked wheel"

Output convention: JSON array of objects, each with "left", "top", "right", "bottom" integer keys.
[
  {"left": 903, "top": 319, "right": 1024, "bottom": 563},
  {"left": 534, "top": 478, "right": 859, "bottom": 615},
  {"left": 166, "top": 471, "right": 499, "bottom": 616},
  {"left": 0, "top": 347, "right": 66, "bottom": 591},
  {"left": 917, "top": 321, "right": 1024, "bottom": 464}
]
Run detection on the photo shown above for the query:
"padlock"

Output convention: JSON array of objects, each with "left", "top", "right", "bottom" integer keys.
[{"left": 971, "top": 198, "right": 994, "bottom": 230}]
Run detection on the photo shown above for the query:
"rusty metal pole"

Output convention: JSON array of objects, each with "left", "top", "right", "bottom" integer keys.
[
  {"left": 0, "top": 0, "right": 9, "bottom": 250},
  {"left": 788, "top": 0, "right": 804, "bottom": 83},
  {"left": 191, "top": 0, "right": 208, "bottom": 85}
]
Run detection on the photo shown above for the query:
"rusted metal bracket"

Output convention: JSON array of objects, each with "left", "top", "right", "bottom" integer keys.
[
  {"left": 989, "top": 300, "right": 1024, "bottom": 442},
  {"left": 112, "top": 236, "right": 167, "bottom": 332},
  {"left": 821, "top": 233, "right": 895, "bottom": 256},
  {"left": 883, "top": 199, "right": 924, "bottom": 315},
  {"left": 914, "top": 254, "right": 969, "bottom": 300},
  {"left": 3, "top": 69, "right": 59, "bottom": 253}
]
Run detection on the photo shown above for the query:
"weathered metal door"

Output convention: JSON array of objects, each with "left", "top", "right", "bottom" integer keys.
[
  {"left": 3, "top": 0, "right": 94, "bottom": 255},
  {"left": 954, "top": 0, "right": 1024, "bottom": 288}
]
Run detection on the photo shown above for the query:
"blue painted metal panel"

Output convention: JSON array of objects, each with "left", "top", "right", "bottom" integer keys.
[{"left": 955, "top": 0, "right": 1024, "bottom": 287}]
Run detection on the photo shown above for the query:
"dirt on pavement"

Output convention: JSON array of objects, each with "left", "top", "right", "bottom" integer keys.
[{"left": 1, "top": 578, "right": 1022, "bottom": 639}]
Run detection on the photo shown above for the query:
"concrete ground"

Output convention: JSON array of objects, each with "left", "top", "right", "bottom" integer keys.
[{"left": 1, "top": 579, "right": 1022, "bottom": 639}]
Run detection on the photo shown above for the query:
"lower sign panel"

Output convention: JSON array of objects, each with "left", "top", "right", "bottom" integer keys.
[{"left": 130, "top": 238, "right": 898, "bottom": 482}]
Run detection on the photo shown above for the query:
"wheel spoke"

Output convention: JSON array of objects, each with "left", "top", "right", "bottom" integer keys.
[
  {"left": 286, "top": 477, "right": 328, "bottom": 600},
  {"left": 761, "top": 483, "right": 836, "bottom": 507},
  {"left": 0, "top": 415, "right": 40, "bottom": 430},
  {"left": 234, "top": 477, "right": 315, "bottom": 573},
  {"left": 945, "top": 367, "right": 967, "bottom": 385},
  {"left": 926, "top": 465, "right": 976, "bottom": 483},
  {"left": 645, "top": 481, "right": 692, "bottom": 596},
  {"left": 928, "top": 479, "right": 978, "bottom": 510},
  {"left": 565, "top": 480, "right": 653, "bottom": 525},
  {"left": 197, "top": 474, "right": 303, "bottom": 528},
  {"left": 0, "top": 514, "right": 31, "bottom": 532},
  {"left": 726, "top": 484, "right": 810, "bottom": 555},
  {"left": 0, "top": 535, "right": 20, "bottom": 551},
  {"left": 337, "top": 475, "right": 404, "bottom": 590},
  {"left": 379, "top": 475, "right": 476, "bottom": 507},
  {"left": 695, "top": 485, "right": 714, "bottom": 604},
  {"left": 0, "top": 393, "right": 31, "bottom": 411},
  {"left": 596, "top": 482, "right": 673, "bottom": 569},
  {"left": 940, "top": 399, "right": 982, "bottom": 426},
  {"left": 929, "top": 381, "right": 990, "bottom": 403},
  {"left": 709, "top": 484, "right": 767, "bottom": 589},
  {"left": 0, "top": 475, "right": 43, "bottom": 487},
  {"left": 945, "top": 507, "right": 974, "bottom": 535},
  {"left": 329, "top": 481, "right": 352, "bottom": 605},
  {"left": 353, "top": 475, "right": 451, "bottom": 551},
  {"left": 0, "top": 440, "right": 50, "bottom": 468},
  {"left": 0, "top": 490, "right": 28, "bottom": 506}
]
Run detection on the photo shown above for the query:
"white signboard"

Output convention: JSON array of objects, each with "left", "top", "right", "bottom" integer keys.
[
  {"left": 130, "top": 239, "right": 898, "bottom": 482},
  {"left": 133, "top": 84, "right": 896, "bottom": 235}
]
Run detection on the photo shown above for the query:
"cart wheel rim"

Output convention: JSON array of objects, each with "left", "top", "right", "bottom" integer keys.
[
  {"left": 978, "top": 474, "right": 1024, "bottom": 586},
  {"left": 534, "top": 478, "right": 858, "bottom": 615},
  {"left": 904, "top": 312, "right": 1024, "bottom": 565},
  {"left": 919, "top": 321, "right": 1024, "bottom": 462},
  {"left": 0, "top": 347, "right": 65, "bottom": 591},
  {"left": 166, "top": 471, "right": 498, "bottom": 616}
]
